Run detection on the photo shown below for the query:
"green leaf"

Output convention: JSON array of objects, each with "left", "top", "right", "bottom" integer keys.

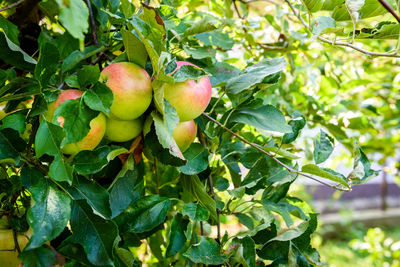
[
  {"left": 53, "top": 98, "right": 98, "bottom": 146},
  {"left": 62, "top": 46, "right": 104, "bottom": 73},
  {"left": 69, "top": 200, "right": 118, "bottom": 266},
  {"left": 196, "top": 29, "right": 234, "bottom": 50},
  {"left": 179, "top": 143, "right": 209, "bottom": 175},
  {"left": 67, "top": 175, "right": 112, "bottom": 219},
  {"left": 263, "top": 147, "right": 300, "bottom": 160},
  {"left": 181, "top": 175, "right": 217, "bottom": 223},
  {"left": 215, "top": 177, "right": 230, "bottom": 191},
  {"left": 165, "top": 214, "right": 189, "bottom": 257},
  {"left": 300, "top": 0, "right": 323, "bottom": 12},
  {"left": 292, "top": 213, "right": 318, "bottom": 251},
  {"left": 48, "top": 155, "right": 74, "bottom": 184},
  {"left": 184, "top": 16, "right": 219, "bottom": 36},
  {"left": 77, "top": 65, "right": 100, "bottom": 89},
  {"left": 20, "top": 245, "right": 57, "bottom": 267},
  {"left": 35, "top": 42, "right": 60, "bottom": 88},
  {"left": 144, "top": 124, "right": 186, "bottom": 166},
  {"left": 0, "top": 111, "right": 26, "bottom": 134},
  {"left": 120, "top": 0, "right": 135, "bottom": 17},
  {"left": 230, "top": 104, "right": 292, "bottom": 133},
  {"left": 301, "top": 164, "right": 349, "bottom": 188},
  {"left": 233, "top": 236, "right": 256, "bottom": 267},
  {"left": 109, "top": 169, "right": 144, "bottom": 218},
  {"left": 356, "top": 23, "right": 400, "bottom": 40},
  {"left": 21, "top": 167, "right": 71, "bottom": 250},
  {"left": 270, "top": 220, "right": 309, "bottom": 242},
  {"left": 116, "top": 195, "right": 170, "bottom": 233},
  {"left": 0, "top": 128, "right": 25, "bottom": 164},
  {"left": 184, "top": 236, "right": 227, "bottom": 265},
  {"left": 311, "top": 16, "right": 337, "bottom": 37},
  {"left": 73, "top": 146, "right": 111, "bottom": 174},
  {"left": 282, "top": 113, "right": 306, "bottom": 144},
  {"left": 348, "top": 142, "right": 379, "bottom": 183},
  {"left": 0, "top": 16, "right": 20, "bottom": 45},
  {"left": 55, "top": 0, "right": 89, "bottom": 40},
  {"left": 116, "top": 248, "right": 139, "bottom": 267},
  {"left": 0, "top": 31, "right": 36, "bottom": 71},
  {"left": 121, "top": 28, "right": 148, "bottom": 68},
  {"left": 322, "top": 0, "right": 344, "bottom": 10},
  {"left": 172, "top": 64, "right": 209, "bottom": 83},
  {"left": 182, "top": 202, "right": 210, "bottom": 221},
  {"left": 257, "top": 240, "right": 289, "bottom": 261},
  {"left": 262, "top": 200, "right": 302, "bottom": 227},
  {"left": 152, "top": 103, "right": 184, "bottom": 159},
  {"left": 82, "top": 82, "right": 114, "bottom": 114},
  {"left": 35, "top": 120, "right": 74, "bottom": 184},
  {"left": 235, "top": 213, "right": 254, "bottom": 230},
  {"left": 226, "top": 57, "right": 286, "bottom": 95},
  {"left": 332, "top": 0, "right": 389, "bottom": 21},
  {"left": 313, "top": 130, "right": 334, "bottom": 164}
]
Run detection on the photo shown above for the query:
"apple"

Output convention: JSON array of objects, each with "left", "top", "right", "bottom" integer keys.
[
  {"left": 46, "top": 89, "right": 106, "bottom": 155},
  {"left": 100, "top": 62, "right": 152, "bottom": 120},
  {"left": 105, "top": 117, "right": 143, "bottom": 142},
  {"left": 172, "top": 120, "right": 197, "bottom": 152},
  {"left": 163, "top": 61, "right": 212, "bottom": 122},
  {"left": 0, "top": 227, "right": 32, "bottom": 267}
]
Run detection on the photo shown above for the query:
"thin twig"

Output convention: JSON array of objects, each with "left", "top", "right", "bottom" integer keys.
[
  {"left": 84, "top": 0, "right": 99, "bottom": 46},
  {"left": 202, "top": 112, "right": 351, "bottom": 192},
  {"left": 207, "top": 176, "right": 221, "bottom": 243},
  {"left": 154, "top": 158, "right": 159, "bottom": 195},
  {"left": 233, "top": 0, "right": 244, "bottom": 19},
  {"left": 378, "top": 0, "right": 400, "bottom": 23},
  {"left": 200, "top": 221, "right": 204, "bottom": 236},
  {"left": 0, "top": 0, "right": 25, "bottom": 12},
  {"left": 26, "top": 117, "right": 39, "bottom": 158},
  {"left": 12, "top": 229, "right": 21, "bottom": 253},
  {"left": 285, "top": 0, "right": 400, "bottom": 58}
]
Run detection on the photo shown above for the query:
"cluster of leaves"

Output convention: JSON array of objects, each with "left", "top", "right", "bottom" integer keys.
[{"left": 0, "top": 0, "right": 388, "bottom": 266}]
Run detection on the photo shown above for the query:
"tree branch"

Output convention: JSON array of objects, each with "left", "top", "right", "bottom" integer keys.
[
  {"left": 207, "top": 175, "right": 221, "bottom": 243},
  {"left": 378, "top": 0, "right": 400, "bottom": 23},
  {"left": 202, "top": 112, "right": 351, "bottom": 192},
  {"left": 285, "top": 0, "right": 400, "bottom": 58},
  {"left": 0, "top": 0, "right": 25, "bottom": 12},
  {"left": 84, "top": 0, "right": 99, "bottom": 46}
]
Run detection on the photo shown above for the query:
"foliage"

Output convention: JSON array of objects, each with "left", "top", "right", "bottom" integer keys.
[{"left": 0, "top": 0, "right": 398, "bottom": 266}]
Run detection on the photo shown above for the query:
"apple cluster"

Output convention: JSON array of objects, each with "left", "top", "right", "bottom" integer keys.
[{"left": 45, "top": 61, "right": 212, "bottom": 155}]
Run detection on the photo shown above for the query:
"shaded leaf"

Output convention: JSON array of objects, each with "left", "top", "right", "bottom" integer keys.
[
  {"left": 69, "top": 200, "right": 118, "bottom": 266},
  {"left": 166, "top": 214, "right": 189, "bottom": 257},
  {"left": 21, "top": 167, "right": 71, "bottom": 250},
  {"left": 182, "top": 202, "right": 210, "bottom": 221},
  {"left": 313, "top": 130, "right": 334, "bottom": 164},
  {"left": 179, "top": 143, "right": 209, "bottom": 175},
  {"left": 0, "top": 31, "right": 36, "bottom": 71},
  {"left": 184, "top": 237, "right": 227, "bottom": 265}
]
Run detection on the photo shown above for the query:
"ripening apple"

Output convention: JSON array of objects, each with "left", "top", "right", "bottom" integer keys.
[
  {"left": 105, "top": 117, "right": 143, "bottom": 142},
  {"left": 46, "top": 89, "right": 106, "bottom": 155},
  {"left": 0, "top": 227, "right": 32, "bottom": 267},
  {"left": 163, "top": 61, "right": 212, "bottom": 122},
  {"left": 172, "top": 120, "right": 197, "bottom": 152},
  {"left": 100, "top": 62, "right": 152, "bottom": 120}
]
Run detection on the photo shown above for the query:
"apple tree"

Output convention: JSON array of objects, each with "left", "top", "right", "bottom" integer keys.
[{"left": 1, "top": 0, "right": 397, "bottom": 265}]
